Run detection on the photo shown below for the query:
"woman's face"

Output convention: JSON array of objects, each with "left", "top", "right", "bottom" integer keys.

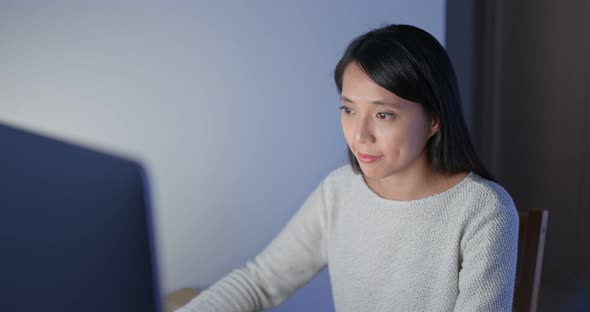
[{"left": 340, "top": 62, "right": 439, "bottom": 180}]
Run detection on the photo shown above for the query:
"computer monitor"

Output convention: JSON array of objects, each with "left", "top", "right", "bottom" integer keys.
[{"left": 0, "top": 122, "right": 162, "bottom": 312}]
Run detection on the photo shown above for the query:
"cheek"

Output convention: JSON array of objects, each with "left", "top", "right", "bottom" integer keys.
[
  {"left": 374, "top": 122, "right": 398, "bottom": 140},
  {"left": 382, "top": 130, "right": 402, "bottom": 155},
  {"left": 341, "top": 118, "right": 353, "bottom": 144},
  {"left": 404, "top": 123, "right": 432, "bottom": 152},
  {"left": 379, "top": 123, "right": 423, "bottom": 154}
]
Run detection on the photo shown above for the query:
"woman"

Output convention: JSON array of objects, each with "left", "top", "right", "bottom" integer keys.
[{"left": 177, "top": 24, "right": 518, "bottom": 312}]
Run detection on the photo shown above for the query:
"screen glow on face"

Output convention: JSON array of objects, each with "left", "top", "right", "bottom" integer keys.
[{"left": 339, "top": 62, "right": 438, "bottom": 180}]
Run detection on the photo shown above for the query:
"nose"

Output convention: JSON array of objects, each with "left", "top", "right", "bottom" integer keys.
[{"left": 354, "top": 116, "right": 375, "bottom": 144}]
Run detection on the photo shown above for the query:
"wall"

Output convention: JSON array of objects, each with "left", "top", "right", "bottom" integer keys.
[
  {"left": 0, "top": 1, "right": 445, "bottom": 310},
  {"left": 493, "top": 2, "right": 590, "bottom": 310},
  {"left": 445, "top": 0, "right": 475, "bottom": 133},
  {"left": 469, "top": 1, "right": 590, "bottom": 310}
]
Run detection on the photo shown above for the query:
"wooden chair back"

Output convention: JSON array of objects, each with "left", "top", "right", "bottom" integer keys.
[{"left": 513, "top": 209, "right": 549, "bottom": 312}]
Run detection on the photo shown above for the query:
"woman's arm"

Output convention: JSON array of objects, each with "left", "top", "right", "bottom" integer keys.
[
  {"left": 453, "top": 196, "right": 519, "bottom": 312},
  {"left": 176, "top": 179, "right": 330, "bottom": 312}
]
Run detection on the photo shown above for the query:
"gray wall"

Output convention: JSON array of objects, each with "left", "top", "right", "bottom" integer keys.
[{"left": 0, "top": 1, "right": 445, "bottom": 310}]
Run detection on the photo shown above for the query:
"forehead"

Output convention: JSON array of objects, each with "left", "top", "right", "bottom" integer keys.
[{"left": 341, "top": 62, "right": 407, "bottom": 107}]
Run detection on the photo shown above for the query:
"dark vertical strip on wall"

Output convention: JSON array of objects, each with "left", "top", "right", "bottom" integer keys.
[{"left": 449, "top": 0, "right": 590, "bottom": 310}]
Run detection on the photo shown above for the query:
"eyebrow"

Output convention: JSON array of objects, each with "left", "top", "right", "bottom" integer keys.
[{"left": 340, "top": 95, "right": 402, "bottom": 108}]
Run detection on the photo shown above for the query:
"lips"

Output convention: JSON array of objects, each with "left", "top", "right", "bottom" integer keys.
[{"left": 357, "top": 152, "right": 382, "bottom": 163}]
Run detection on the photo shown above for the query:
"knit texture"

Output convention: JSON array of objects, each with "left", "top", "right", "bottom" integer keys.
[{"left": 177, "top": 164, "right": 519, "bottom": 311}]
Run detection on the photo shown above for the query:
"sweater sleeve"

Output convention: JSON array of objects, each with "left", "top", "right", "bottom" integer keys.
[
  {"left": 453, "top": 194, "right": 519, "bottom": 312},
  {"left": 175, "top": 179, "right": 330, "bottom": 312}
]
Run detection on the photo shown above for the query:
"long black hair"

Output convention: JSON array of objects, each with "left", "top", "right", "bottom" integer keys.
[{"left": 334, "top": 24, "right": 495, "bottom": 182}]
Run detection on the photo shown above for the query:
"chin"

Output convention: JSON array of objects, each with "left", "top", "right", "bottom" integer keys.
[{"left": 359, "top": 165, "right": 391, "bottom": 180}]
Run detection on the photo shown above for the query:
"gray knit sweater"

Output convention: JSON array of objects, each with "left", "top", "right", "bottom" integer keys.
[{"left": 177, "top": 164, "right": 519, "bottom": 311}]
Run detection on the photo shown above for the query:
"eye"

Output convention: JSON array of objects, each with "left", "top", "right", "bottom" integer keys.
[
  {"left": 376, "top": 112, "right": 395, "bottom": 120},
  {"left": 338, "top": 106, "right": 353, "bottom": 115}
]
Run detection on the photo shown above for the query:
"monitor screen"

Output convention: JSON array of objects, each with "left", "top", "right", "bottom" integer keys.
[{"left": 0, "top": 123, "right": 162, "bottom": 312}]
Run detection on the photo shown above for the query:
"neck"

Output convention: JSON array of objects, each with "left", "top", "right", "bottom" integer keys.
[{"left": 363, "top": 155, "right": 466, "bottom": 201}]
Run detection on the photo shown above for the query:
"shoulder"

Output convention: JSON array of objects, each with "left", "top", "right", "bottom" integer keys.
[
  {"left": 320, "top": 163, "right": 358, "bottom": 189},
  {"left": 476, "top": 176, "right": 514, "bottom": 206},
  {"left": 309, "top": 164, "right": 359, "bottom": 200},
  {"left": 457, "top": 172, "right": 514, "bottom": 211},
  {"left": 325, "top": 163, "right": 356, "bottom": 181},
  {"left": 458, "top": 173, "right": 519, "bottom": 235}
]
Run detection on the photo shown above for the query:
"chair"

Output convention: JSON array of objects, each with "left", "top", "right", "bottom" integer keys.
[{"left": 513, "top": 209, "right": 549, "bottom": 312}]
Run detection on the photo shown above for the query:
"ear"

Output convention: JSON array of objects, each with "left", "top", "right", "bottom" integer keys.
[{"left": 429, "top": 114, "right": 440, "bottom": 138}]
